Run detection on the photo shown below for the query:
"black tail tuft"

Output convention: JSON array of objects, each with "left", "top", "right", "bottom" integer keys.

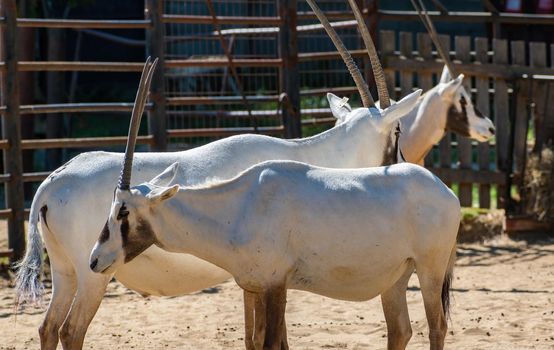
[
  {"left": 441, "top": 268, "right": 452, "bottom": 319},
  {"left": 441, "top": 244, "right": 456, "bottom": 320}
]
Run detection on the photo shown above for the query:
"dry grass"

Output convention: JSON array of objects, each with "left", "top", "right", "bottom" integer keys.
[{"left": 523, "top": 144, "right": 554, "bottom": 222}]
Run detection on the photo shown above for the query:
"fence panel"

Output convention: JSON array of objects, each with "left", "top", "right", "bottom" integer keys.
[
  {"left": 3, "top": 2, "right": 554, "bottom": 261},
  {"left": 475, "top": 37, "right": 491, "bottom": 208}
]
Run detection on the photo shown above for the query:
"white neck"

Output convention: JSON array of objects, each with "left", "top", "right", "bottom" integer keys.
[
  {"left": 149, "top": 182, "right": 251, "bottom": 273},
  {"left": 399, "top": 87, "right": 449, "bottom": 164},
  {"left": 290, "top": 111, "right": 388, "bottom": 168}
]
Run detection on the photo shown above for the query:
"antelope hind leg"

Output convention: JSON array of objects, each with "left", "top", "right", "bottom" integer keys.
[
  {"left": 59, "top": 272, "right": 111, "bottom": 350},
  {"left": 381, "top": 261, "right": 415, "bottom": 350}
]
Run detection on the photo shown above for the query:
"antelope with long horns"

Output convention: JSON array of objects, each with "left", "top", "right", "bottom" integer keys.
[
  {"left": 16, "top": 52, "right": 419, "bottom": 349},
  {"left": 328, "top": 0, "right": 495, "bottom": 165},
  {"left": 89, "top": 56, "right": 461, "bottom": 349}
]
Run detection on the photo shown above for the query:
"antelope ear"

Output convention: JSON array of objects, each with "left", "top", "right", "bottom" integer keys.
[
  {"left": 439, "top": 65, "right": 451, "bottom": 83},
  {"left": 327, "top": 93, "right": 352, "bottom": 122},
  {"left": 146, "top": 184, "right": 179, "bottom": 203},
  {"left": 149, "top": 162, "right": 181, "bottom": 187},
  {"left": 380, "top": 89, "right": 421, "bottom": 125},
  {"left": 438, "top": 74, "right": 464, "bottom": 99}
]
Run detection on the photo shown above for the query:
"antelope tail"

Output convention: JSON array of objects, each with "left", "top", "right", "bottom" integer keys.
[{"left": 15, "top": 193, "right": 45, "bottom": 304}]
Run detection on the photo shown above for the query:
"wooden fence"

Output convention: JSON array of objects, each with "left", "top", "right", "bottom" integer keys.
[{"left": 1, "top": 0, "right": 554, "bottom": 261}]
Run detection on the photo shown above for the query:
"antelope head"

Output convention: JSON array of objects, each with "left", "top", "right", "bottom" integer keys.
[
  {"left": 438, "top": 67, "right": 495, "bottom": 141},
  {"left": 89, "top": 58, "right": 173, "bottom": 274},
  {"left": 306, "top": 0, "right": 421, "bottom": 163},
  {"left": 411, "top": 0, "right": 495, "bottom": 142}
]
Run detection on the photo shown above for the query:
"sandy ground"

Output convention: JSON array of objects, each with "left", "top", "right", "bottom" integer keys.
[{"left": 1, "top": 227, "right": 554, "bottom": 349}]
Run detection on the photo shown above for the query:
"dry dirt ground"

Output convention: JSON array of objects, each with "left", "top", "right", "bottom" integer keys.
[{"left": 0, "top": 221, "right": 554, "bottom": 349}]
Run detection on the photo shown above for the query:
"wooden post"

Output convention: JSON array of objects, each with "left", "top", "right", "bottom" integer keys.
[
  {"left": 438, "top": 34, "right": 452, "bottom": 187},
  {"left": 475, "top": 37, "right": 491, "bottom": 208},
  {"left": 278, "top": 0, "right": 301, "bottom": 138},
  {"left": 493, "top": 39, "right": 509, "bottom": 208},
  {"left": 417, "top": 33, "right": 434, "bottom": 168},
  {"left": 380, "top": 30, "right": 396, "bottom": 100},
  {"left": 145, "top": 0, "right": 167, "bottom": 151},
  {"left": 455, "top": 36, "right": 473, "bottom": 207},
  {"left": 1, "top": 0, "right": 25, "bottom": 263}
]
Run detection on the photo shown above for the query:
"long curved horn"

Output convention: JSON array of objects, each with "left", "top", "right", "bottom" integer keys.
[
  {"left": 410, "top": 0, "right": 456, "bottom": 77},
  {"left": 118, "top": 57, "right": 159, "bottom": 190},
  {"left": 305, "top": 0, "right": 374, "bottom": 108},
  {"left": 345, "top": 0, "right": 390, "bottom": 108}
]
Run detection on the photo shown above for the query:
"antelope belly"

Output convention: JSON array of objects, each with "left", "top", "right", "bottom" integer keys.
[{"left": 288, "top": 257, "right": 411, "bottom": 302}]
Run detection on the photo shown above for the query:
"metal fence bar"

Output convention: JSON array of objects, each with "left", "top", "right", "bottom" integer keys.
[
  {"left": 378, "top": 10, "right": 554, "bottom": 25},
  {"left": 2, "top": 56, "right": 553, "bottom": 76},
  {"left": 20, "top": 135, "right": 154, "bottom": 150},
  {"left": 0, "top": 102, "right": 153, "bottom": 114},
  {"left": 204, "top": 0, "right": 257, "bottom": 132},
  {"left": 162, "top": 14, "right": 282, "bottom": 25},
  {"left": 13, "top": 18, "right": 151, "bottom": 29}
]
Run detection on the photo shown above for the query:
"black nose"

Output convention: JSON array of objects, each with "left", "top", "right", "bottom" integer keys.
[
  {"left": 90, "top": 258, "right": 98, "bottom": 271},
  {"left": 489, "top": 127, "right": 495, "bottom": 135}
]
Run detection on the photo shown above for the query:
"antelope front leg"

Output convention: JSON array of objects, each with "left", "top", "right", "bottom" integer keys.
[
  {"left": 245, "top": 289, "right": 288, "bottom": 350},
  {"left": 244, "top": 290, "right": 266, "bottom": 350},
  {"left": 263, "top": 286, "right": 287, "bottom": 350}
]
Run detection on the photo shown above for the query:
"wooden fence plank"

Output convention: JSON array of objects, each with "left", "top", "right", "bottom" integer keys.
[
  {"left": 455, "top": 35, "right": 473, "bottom": 207},
  {"left": 399, "top": 32, "right": 413, "bottom": 97},
  {"left": 475, "top": 37, "right": 491, "bottom": 208},
  {"left": 380, "top": 31, "right": 396, "bottom": 100},
  {"left": 546, "top": 45, "right": 554, "bottom": 144},
  {"left": 438, "top": 34, "right": 451, "bottom": 183},
  {"left": 511, "top": 41, "right": 529, "bottom": 183},
  {"left": 530, "top": 42, "right": 548, "bottom": 154},
  {"left": 417, "top": 32, "right": 435, "bottom": 167},
  {"left": 493, "top": 38, "right": 509, "bottom": 208}
]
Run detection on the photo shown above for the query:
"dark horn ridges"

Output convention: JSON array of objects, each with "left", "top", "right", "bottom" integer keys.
[
  {"left": 345, "top": 0, "right": 390, "bottom": 108},
  {"left": 305, "top": 0, "right": 374, "bottom": 108},
  {"left": 411, "top": 0, "right": 456, "bottom": 77},
  {"left": 118, "top": 57, "right": 159, "bottom": 190}
]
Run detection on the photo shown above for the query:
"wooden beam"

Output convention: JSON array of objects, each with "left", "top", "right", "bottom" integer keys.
[
  {"left": 278, "top": 0, "right": 301, "bottom": 138},
  {"left": 1, "top": 0, "right": 25, "bottom": 263},
  {"left": 145, "top": 0, "right": 168, "bottom": 151}
]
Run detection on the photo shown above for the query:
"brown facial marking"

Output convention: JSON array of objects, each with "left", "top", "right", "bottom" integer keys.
[
  {"left": 99, "top": 221, "right": 110, "bottom": 243},
  {"left": 122, "top": 216, "right": 157, "bottom": 263},
  {"left": 40, "top": 205, "right": 49, "bottom": 229},
  {"left": 445, "top": 96, "right": 471, "bottom": 137},
  {"left": 381, "top": 123, "right": 401, "bottom": 165}
]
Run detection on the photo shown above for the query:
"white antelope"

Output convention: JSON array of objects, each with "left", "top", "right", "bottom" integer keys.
[
  {"left": 329, "top": 0, "right": 495, "bottom": 165},
  {"left": 89, "top": 59, "right": 461, "bottom": 350},
  {"left": 16, "top": 45, "right": 418, "bottom": 350}
]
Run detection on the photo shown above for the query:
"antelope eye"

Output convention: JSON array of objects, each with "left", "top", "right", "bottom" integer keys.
[{"left": 117, "top": 205, "right": 129, "bottom": 220}]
